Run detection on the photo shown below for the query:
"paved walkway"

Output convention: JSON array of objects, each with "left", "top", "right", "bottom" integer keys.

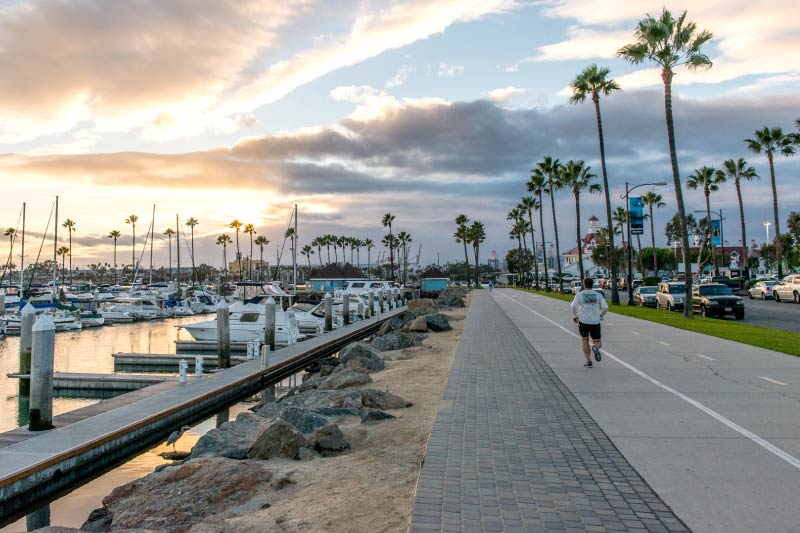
[{"left": 410, "top": 291, "right": 688, "bottom": 532}]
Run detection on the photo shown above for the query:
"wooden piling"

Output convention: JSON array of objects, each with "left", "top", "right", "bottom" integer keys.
[
  {"left": 324, "top": 293, "right": 333, "bottom": 332},
  {"left": 261, "top": 344, "right": 274, "bottom": 402},
  {"left": 264, "top": 296, "right": 276, "bottom": 350},
  {"left": 343, "top": 293, "right": 350, "bottom": 325},
  {"left": 216, "top": 302, "right": 231, "bottom": 369},
  {"left": 18, "top": 303, "right": 36, "bottom": 396},
  {"left": 29, "top": 315, "right": 55, "bottom": 431}
]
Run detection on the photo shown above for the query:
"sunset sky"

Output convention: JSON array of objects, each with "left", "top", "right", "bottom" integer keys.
[{"left": 1, "top": 0, "right": 798, "bottom": 270}]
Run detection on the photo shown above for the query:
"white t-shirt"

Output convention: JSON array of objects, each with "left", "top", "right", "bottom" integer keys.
[{"left": 570, "top": 289, "right": 608, "bottom": 325}]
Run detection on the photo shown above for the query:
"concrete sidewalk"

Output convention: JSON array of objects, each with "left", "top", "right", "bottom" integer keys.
[{"left": 494, "top": 288, "right": 800, "bottom": 533}]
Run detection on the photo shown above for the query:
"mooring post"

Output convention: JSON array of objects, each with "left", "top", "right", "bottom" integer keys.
[
  {"left": 216, "top": 407, "right": 229, "bottom": 428},
  {"left": 264, "top": 296, "right": 276, "bottom": 351},
  {"left": 29, "top": 314, "right": 55, "bottom": 431},
  {"left": 195, "top": 356, "right": 203, "bottom": 378},
  {"left": 26, "top": 504, "right": 50, "bottom": 531},
  {"left": 261, "top": 344, "right": 274, "bottom": 402},
  {"left": 324, "top": 292, "right": 333, "bottom": 332},
  {"left": 367, "top": 290, "right": 374, "bottom": 318},
  {"left": 379, "top": 290, "right": 385, "bottom": 313},
  {"left": 0, "top": 291, "right": 5, "bottom": 316},
  {"left": 357, "top": 301, "right": 365, "bottom": 321},
  {"left": 342, "top": 293, "right": 350, "bottom": 326},
  {"left": 216, "top": 301, "right": 230, "bottom": 369},
  {"left": 178, "top": 360, "right": 188, "bottom": 383},
  {"left": 19, "top": 303, "right": 36, "bottom": 396}
]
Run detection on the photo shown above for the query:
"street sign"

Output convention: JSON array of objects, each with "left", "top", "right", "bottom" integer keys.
[
  {"left": 629, "top": 197, "right": 644, "bottom": 235},
  {"left": 711, "top": 219, "right": 721, "bottom": 246}
]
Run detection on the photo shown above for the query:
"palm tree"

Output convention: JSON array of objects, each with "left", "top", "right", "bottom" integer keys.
[
  {"left": 397, "top": 231, "right": 411, "bottom": 283},
  {"left": 469, "top": 221, "right": 486, "bottom": 287},
  {"left": 454, "top": 215, "right": 471, "bottom": 285},
  {"left": 537, "top": 157, "right": 564, "bottom": 283},
  {"left": 364, "top": 238, "right": 375, "bottom": 278},
  {"left": 163, "top": 228, "right": 175, "bottom": 280},
  {"left": 641, "top": 192, "right": 666, "bottom": 273},
  {"left": 355, "top": 239, "right": 363, "bottom": 270},
  {"left": 381, "top": 234, "right": 395, "bottom": 279},
  {"left": 3, "top": 227, "right": 16, "bottom": 283},
  {"left": 348, "top": 237, "right": 357, "bottom": 265},
  {"left": 560, "top": 160, "right": 601, "bottom": 281},
  {"left": 301, "top": 244, "right": 314, "bottom": 269},
  {"left": 254, "top": 236, "right": 269, "bottom": 280},
  {"left": 107, "top": 230, "right": 121, "bottom": 284},
  {"left": 125, "top": 214, "right": 138, "bottom": 278},
  {"left": 570, "top": 64, "right": 621, "bottom": 303},
  {"left": 311, "top": 237, "right": 324, "bottom": 267},
  {"left": 216, "top": 234, "right": 232, "bottom": 280},
  {"left": 62, "top": 219, "right": 76, "bottom": 284},
  {"left": 184, "top": 217, "right": 199, "bottom": 281},
  {"left": 243, "top": 224, "right": 256, "bottom": 280},
  {"left": 519, "top": 197, "right": 540, "bottom": 288},
  {"left": 687, "top": 166, "right": 725, "bottom": 274},
  {"left": 745, "top": 127, "right": 796, "bottom": 277},
  {"left": 228, "top": 219, "right": 243, "bottom": 280},
  {"left": 721, "top": 158, "right": 758, "bottom": 275},
  {"left": 337, "top": 235, "right": 346, "bottom": 264},
  {"left": 612, "top": 206, "right": 633, "bottom": 280},
  {"left": 381, "top": 213, "right": 396, "bottom": 280},
  {"left": 527, "top": 170, "right": 549, "bottom": 289},
  {"left": 57, "top": 246, "right": 70, "bottom": 281},
  {"left": 618, "top": 8, "right": 713, "bottom": 317}
]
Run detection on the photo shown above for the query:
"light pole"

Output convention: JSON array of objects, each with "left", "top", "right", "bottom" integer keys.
[
  {"left": 621, "top": 181, "right": 667, "bottom": 305},
  {"left": 539, "top": 241, "right": 552, "bottom": 291},
  {"left": 763, "top": 221, "right": 771, "bottom": 245},
  {"left": 695, "top": 208, "right": 725, "bottom": 275}
]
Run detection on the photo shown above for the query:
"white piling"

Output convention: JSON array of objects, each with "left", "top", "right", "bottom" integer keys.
[
  {"left": 357, "top": 301, "right": 365, "bottom": 320},
  {"left": 261, "top": 345, "right": 274, "bottom": 402},
  {"left": 379, "top": 290, "right": 385, "bottom": 313},
  {"left": 343, "top": 293, "right": 351, "bottom": 326},
  {"left": 264, "top": 296, "right": 276, "bottom": 350},
  {"left": 216, "top": 301, "right": 231, "bottom": 369},
  {"left": 178, "top": 360, "right": 188, "bottom": 383},
  {"left": 324, "top": 292, "right": 333, "bottom": 332},
  {"left": 195, "top": 356, "right": 203, "bottom": 377},
  {"left": 367, "top": 291, "right": 374, "bottom": 318},
  {"left": 19, "top": 303, "right": 36, "bottom": 395},
  {"left": 29, "top": 315, "right": 55, "bottom": 431}
]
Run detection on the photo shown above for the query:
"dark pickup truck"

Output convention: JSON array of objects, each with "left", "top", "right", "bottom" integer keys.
[{"left": 711, "top": 276, "right": 745, "bottom": 291}]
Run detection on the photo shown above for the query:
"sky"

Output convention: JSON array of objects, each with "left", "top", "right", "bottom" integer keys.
[{"left": 0, "top": 0, "right": 798, "bottom": 271}]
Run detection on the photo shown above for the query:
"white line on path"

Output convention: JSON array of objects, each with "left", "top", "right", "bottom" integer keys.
[
  {"left": 760, "top": 376, "right": 788, "bottom": 386},
  {"left": 696, "top": 354, "right": 716, "bottom": 361},
  {"left": 629, "top": 331, "right": 639, "bottom": 335},
  {"left": 658, "top": 341, "right": 671, "bottom": 346},
  {"left": 497, "top": 291, "right": 800, "bottom": 472}
]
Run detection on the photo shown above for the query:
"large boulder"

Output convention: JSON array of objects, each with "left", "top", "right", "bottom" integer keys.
[
  {"left": 311, "top": 423, "right": 350, "bottom": 454},
  {"left": 338, "top": 342, "right": 386, "bottom": 372},
  {"left": 247, "top": 420, "right": 309, "bottom": 460},
  {"left": 280, "top": 388, "right": 364, "bottom": 410},
  {"left": 403, "top": 316, "right": 428, "bottom": 332},
  {"left": 436, "top": 290, "right": 466, "bottom": 308},
  {"left": 278, "top": 406, "right": 331, "bottom": 434},
  {"left": 407, "top": 298, "right": 438, "bottom": 314},
  {"left": 370, "top": 332, "right": 425, "bottom": 352},
  {"left": 191, "top": 412, "right": 272, "bottom": 459},
  {"left": 361, "top": 389, "right": 413, "bottom": 410},
  {"left": 360, "top": 408, "right": 396, "bottom": 423},
  {"left": 318, "top": 368, "right": 372, "bottom": 390},
  {"left": 425, "top": 313, "right": 452, "bottom": 332}
]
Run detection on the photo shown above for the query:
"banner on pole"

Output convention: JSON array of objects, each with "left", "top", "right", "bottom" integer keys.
[
  {"left": 711, "top": 218, "right": 721, "bottom": 246},
  {"left": 629, "top": 197, "right": 644, "bottom": 235}
]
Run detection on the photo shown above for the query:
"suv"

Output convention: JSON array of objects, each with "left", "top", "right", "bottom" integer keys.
[
  {"left": 656, "top": 282, "right": 687, "bottom": 311},
  {"left": 773, "top": 275, "right": 800, "bottom": 303},
  {"left": 692, "top": 283, "right": 744, "bottom": 319}
]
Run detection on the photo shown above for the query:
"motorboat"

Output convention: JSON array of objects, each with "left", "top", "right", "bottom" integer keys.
[
  {"left": 181, "top": 298, "right": 300, "bottom": 345},
  {"left": 2, "top": 308, "right": 83, "bottom": 332}
]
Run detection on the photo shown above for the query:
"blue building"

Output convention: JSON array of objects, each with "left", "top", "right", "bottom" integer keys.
[
  {"left": 419, "top": 267, "right": 448, "bottom": 292},
  {"left": 309, "top": 263, "right": 365, "bottom": 292}
]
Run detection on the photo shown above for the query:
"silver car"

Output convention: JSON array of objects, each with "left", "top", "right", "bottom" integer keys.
[
  {"left": 656, "top": 282, "right": 686, "bottom": 311},
  {"left": 748, "top": 280, "right": 776, "bottom": 300}
]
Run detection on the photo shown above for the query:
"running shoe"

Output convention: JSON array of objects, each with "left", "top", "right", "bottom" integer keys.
[{"left": 592, "top": 345, "right": 602, "bottom": 362}]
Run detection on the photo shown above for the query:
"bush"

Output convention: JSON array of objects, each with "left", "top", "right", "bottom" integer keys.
[{"left": 642, "top": 276, "right": 661, "bottom": 287}]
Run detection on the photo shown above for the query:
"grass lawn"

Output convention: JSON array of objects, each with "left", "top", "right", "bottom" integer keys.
[{"left": 516, "top": 288, "right": 800, "bottom": 357}]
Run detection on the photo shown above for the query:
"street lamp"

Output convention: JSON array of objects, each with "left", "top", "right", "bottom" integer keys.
[
  {"left": 694, "top": 208, "right": 725, "bottom": 275},
  {"left": 763, "top": 221, "right": 771, "bottom": 244},
  {"left": 621, "top": 181, "right": 668, "bottom": 305}
]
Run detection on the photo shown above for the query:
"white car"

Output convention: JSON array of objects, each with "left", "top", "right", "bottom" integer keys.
[
  {"left": 748, "top": 280, "right": 776, "bottom": 300},
  {"left": 656, "top": 282, "right": 686, "bottom": 311},
  {"left": 772, "top": 275, "right": 800, "bottom": 304}
]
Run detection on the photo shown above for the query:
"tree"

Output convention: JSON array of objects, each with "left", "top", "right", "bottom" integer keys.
[
  {"left": 721, "top": 158, "right": 758, "bottom": 275},
  {"left": 560, "top": 160, "right": 601, "bottom": 281},
  {"left": 687, "top": 166, "right": 725, "bottom": 274},
  {"left": 665, "top": 212, "right": 698, "bottom": 249},
  {"left": 3, "top": 227, "right": 16, "bottom": 284},
  {"left": 364, "top": 238, "right": 375, "bottom": 278},
  {"left": 382, "top": 213, "right": 396, "bottom": 280},
  {"left": 311, "top": 237, "right": 323, "bottom": 267},
  {"left": 638, "top": 248, "right": 678, "bottom": 272},
  {"left": 787, "top": 212, "right": 800, "bottom": 243},
  {"left": 641, "top": 192, "right": 665, "bottom": 274},
  {"left": 454, "top": 215, "right": 471, "bottom": 285},
  {"left": 125, "top": 214, "right": 138, "bottom": 278},
  {"left": 163, "top": 228, "right": 175, "bottom": 280},
  {"left": 62, "top": 219, "right": 76, "bottom": 284},
  {"left": 468, "top": 221, "right": 486, "bottom": 287},
  {"left": 397, "top": 231, "right": 411, "bottom": 283},
  {"left": 244, "top": 223, "right": 256, "bottom": 281},
  {"left": 216, "top": 234, "right": 232, "bottom": 280},
  {"left": 185, "top": 217, "right": 199, "bottom": 281},
  {"left": 570, "top": 64, "right": 621, "bottom": 303},
  {"left": 107, "top": 230, "right": 121, "bottom": 284},
  {"left": 745, "top": 127, "right": 796, "bottom": 277},
  {"left": 508, "top": 209, "right": 525, "bottom": 284},
  {"left": 537, "top": 157, "right": 564, "bottom": 283},
  {"left": 527, "top": 170, "right": 549, "bottom": 289},
  {"left": 519, "top": 196, "right": 540, "bottom": 289},
  {"left": 254, "top": 236, "right": 269, "bottom": 280},
  {"left": 592, "top": 226, "right": 626, "bottom": 273},
  {"left": 619, "top": 8, "right": 713, "bottom": 317},
  {"left": 301, "top": 244, "right": 314, "bottom": 268},
  {"left": 57, "top": 246, "right": 70, "bottom": 280},
  {"left": 505, "top": 248, "right": 534, "bottom": 282},
  {"left": 228, "top": 219, "right": 243, "bottom": 280}
]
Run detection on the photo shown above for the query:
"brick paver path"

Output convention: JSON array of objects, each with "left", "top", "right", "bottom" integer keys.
[{"left": 410, "top": 292, "right": 688, "bottom": 532}]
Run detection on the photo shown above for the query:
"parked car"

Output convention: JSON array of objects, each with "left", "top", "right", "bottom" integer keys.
[
  {"left": 772, "top": 275, "right": 800, "bottom": 303},
  {"left": 569, "top": 280, "right": 583, "bottom": 294},
  {"left": 633, "top": 286, "right": 658, "bottom": 307},
  {"left": 656, "top": 282, "right": 687, "bottom": 311},
  {"left": 691, "top": 283, "right": 745, "bottom": 319},
  {"left": 748, "top": 280, "right": 777, "bottom": 300}
]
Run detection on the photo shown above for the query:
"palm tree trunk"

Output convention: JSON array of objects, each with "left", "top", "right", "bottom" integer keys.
[
  {"left": 649, "top": 205, "right": 657, "bottom": 273},
  {"left": 462, "top": 241, "right": 470, "bottom": 286},
  {"left": 735, "top": 179, "right": 748, "bottom": 274},
  {"left": 521, "top": 232, "right": 529, "bottom": 286},
  {"left": 168, "top": 235, "right": 172, "bottom": 280},
  {"left": 190, "top": 228, "right": 196, "bottom": 284},
  {"left": 249, "top": 235, "right": 254, "bottom": 281},
  {"left": 131, "top": 224, "right": 136, "bottom": 276},
  {"left": 68, "top": 232, "right": 73, "bottom": 285},
  {"left": 636, "top": 235, "right": 642, "bottom": 272},
  {"left": 113, "top": 240, "right": 117, "bottom": 284},
  {"left": 548, "top": 181, "right": 563, "bottom": 284},
  {"left": 767, "top": 151, "right": 783, "bottom": 277},
  {"left": 473, "top": 243, "right": 480, "bottom": 287},
  {"left": 538, "top": 191, "right": 549, "bottom": 291},
  {"left": 527, "top": 210, "right": 539, "bottom": 289},
  {"left": 662, "top": 69, "right": 692, "bottom": 318},
  {"left": 259, "top": 247, "right": 264, "bottom": 281},
  {"left": 594, "top": 96, "right": 618, "bottom": 304},
  {"left": 575, "top": 193, "right": 585, "bottom": 281},
  {"left": 705, "top": 191, "right": 715, "bottom": 275},
  {"left": 367, "top": 249, "right": 371, "bottom": 279},
  {"left": 235, "top": 231, "right": 241, "bottom": 281}
]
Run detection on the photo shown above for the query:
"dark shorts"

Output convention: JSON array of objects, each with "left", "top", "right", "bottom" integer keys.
[{"left": 578, "top": 322, "right": 601, "bottom": 340}]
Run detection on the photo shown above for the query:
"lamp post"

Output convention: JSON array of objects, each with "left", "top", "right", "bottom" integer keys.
[
  {"left": 621, "top": 182, "right": 667, "bottom": 305},
  {"left": 694, "top": 208, "right": 725, "bottom": 275},
  {"left": 538, "top": 241, "right": 552, "bottom": 291}
]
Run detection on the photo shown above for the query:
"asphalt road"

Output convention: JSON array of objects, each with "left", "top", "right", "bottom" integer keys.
[{"left": 597, "top": 288, "right": 800, "bottom": 333}]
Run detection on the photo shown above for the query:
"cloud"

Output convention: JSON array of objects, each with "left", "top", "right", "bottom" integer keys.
[
  {"left": 386, "top": 64, "right": 415, "bottom": 88},
  {"left": 487, "top": 86, "right": 527, "bottom": 103},
  {"left": 437, "top": 62, "right": 465, "bottom": 77}
]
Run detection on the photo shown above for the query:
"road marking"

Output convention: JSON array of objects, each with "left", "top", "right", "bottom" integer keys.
[
  {"left": 696, "top": 354, "right": 716, "bottom": 361},
  {"left": 658, "top": 341, "right": 671, "bottom": 346},
  {"left": 629, "top": 331, "right": 640, "bottom": 335},
  {"left": 760, "top": 376, "right": 788, "bottom": 386},
  {"left": 498, "top": 291, "right": 800, "bottom": 472}
]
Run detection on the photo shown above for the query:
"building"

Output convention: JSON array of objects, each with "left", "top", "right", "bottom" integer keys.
[
  {"left": 309, "top": 263, "right": 365, "bottom": 291},
  {"left": 419, "top": 267, "right": 449, "bottom": 291},
  {"left": 560, "top": 215, "right": 606, "bottom": 277},
  {"left": 487, "top": 250, "right": 499, "bottom": 270},
  {"left": 227, "top": 258, "right": 269, "bottom": 276}
]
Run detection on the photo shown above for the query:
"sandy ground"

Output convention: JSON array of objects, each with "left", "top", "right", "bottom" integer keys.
[{"left": 216, "top": 296, "right": 471, "bottom": 533}]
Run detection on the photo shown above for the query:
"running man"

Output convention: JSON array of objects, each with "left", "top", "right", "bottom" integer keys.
[{"left": 570, "top": 277, "right": 608, "bottom": 367}]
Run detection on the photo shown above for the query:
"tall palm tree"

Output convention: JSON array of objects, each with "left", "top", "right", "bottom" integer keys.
[
  {"left": 301, "top": 245, "right": 314, "bottom": 268},
  {"left": 311, "top": 237, "right": 324, "bottom": 267},
  {"left": 337, "top": 235, "right": 347, "bottom": 264},
  {"left": 687, "top": 166, "right": 725, "bottom": 274},
  {"left": 469, "top": 221, "right": 486, "bottom": 287},
  {"left": 455, "top": 215, "right": 471, "bottom": 285},
  {"left": 62, "top": 219, "right": 76, "bottom": 284},
  {"left": 348, "top": 237, "right": 357, "bottom": 265},
  {"left": 570, "top": 64, "right": 622, "bottom": 303},
  {"left": 641, "top": 192, "right": 666, "bottom": 273},
  {"left": 184, "top": 217, "right": 199, "bottom": 281},
  {"left": 745, "top": 127, "right": 796, "bottom": 277},
  {"left": 519, "top": 196, "right": 540, "bottom": 288},
  {"left": 381, "top": 234, "right": 395, "bottom": 279},
  {"left": 560, "top": 160, "right": 601, "bottom": 281},
  {"left": 507, "top": 208, "right": 526, "bottom": 284},
  {"left": 107, "top": 230, "right": 121, "bottom": 284},
  {"left": 125, "top": 214, "right": 138, "bottom": 278},
  {"left": 216, "top": 234, "right": 232, "bottom": 281},
  {"left": 612, "top": 206, "right": 633, "bottom": 280},
  {"left": 243, "top": 224, "right": 256, "bottom": 280},
  {"left": 364, "top": 238, "right": 375, "bottom": 278},
  {"left": 228, "top": 219, "right": 243, "bottom": 280},
  {"left": 527, "top": 170, "right": 549, "bottom": 290},
  {"left": 330, "top": 235, "right": 338, "bottom": 263},
  {"left": 57, "top": 246, "right": 70, "bottom": 281},
  {"left": 721, "top": 158, "right": 758, "bottom": 274},
  {"left": 537, "top": 157, "right": 564, "bottom": 283},
  {"left": 381, "top": 213, "right": 395, "bottom": 280},
  {"left": 163, "top": 228, "right": 175, "bottom": 280},
  {"left": 619, "top": 8, "right": 713, "bottom": 317},
  {"left": 397, "top": 231, "right": 411, "bottom": 283},
  {"left": 254, "top": 236, "right": 269, "bottom": 280},
  {"left": 355, "top": 239, "right": 363, "bottom": 269},
  {"left": 3, "top": 227, "right": 16, "bottom": 283}
]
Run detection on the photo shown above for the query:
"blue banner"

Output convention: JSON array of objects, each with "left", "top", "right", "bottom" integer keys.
[
  {"left": 711, "top": 219, "right": 721, "bottom": 246},
  {"left": 629, "top": 197, "right": 644, "bottom": 235}
]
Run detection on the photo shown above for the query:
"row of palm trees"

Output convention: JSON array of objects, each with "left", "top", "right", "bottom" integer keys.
[{"left": 453, "top": 215, "right": 486, "bottom": 287}]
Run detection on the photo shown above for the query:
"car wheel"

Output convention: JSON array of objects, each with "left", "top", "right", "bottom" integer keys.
[
  {"left": 794, "top": 292, "right": 800, "bottom": 304},
  {"left": 760, "top": 292, "right": 765, "bottom": 300},
  {"left": 748, "top": 292, "right": 753, "bottom": 299},
  {"left": 667, "top": 302, "right": 673, "bottom": 312},
  {"left": 701, "top": 305, "right": 708, "bottom": 318},
  {"left": 735, "top": 310, "right": 745, "bottom": 320},
  {"left": 774, "top": 292, "right": 781, "bottom": 302}
]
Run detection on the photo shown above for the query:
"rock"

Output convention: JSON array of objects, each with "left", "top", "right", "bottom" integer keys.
[
  {"left": 371, "top": 332, "right": 426, "bottom": 352},
  {"left": 280, "top": 388, "right": 364, "bottom": 410},
  {"left": 159, "top": 450, "right": 190, "bottom": 461},
  {"left": 298, "top": 446, "right": 321, "bottom": 460},
  {"left": 312, "top": 423, "right": 350, "bottom": 453},
  {"left": 360, "top": 408, "right": 396, "bottom": 422},
  {"left": 436, "top": 290, "right": 465, "bottom": 308},
  {"left": 81, "top": 506, "right": 112, "bottom": 531},
  {"left": 425, "top": 313, "right": 452, "bottom": 332},
  {"left": 361, "top": 389, "right": 413, "bottom": 410},
  {"left": 404, "top": 316, "right": 428, "bottom": 332},
  {"left": 407, "top": 298, "right": 438, "bottom": 314},
  {"left": 270, "top": 473, "right": 295, "bottom": 491},
  {"left": 312, "top": 406, "right": 361, "bottom": 417},
  {"left": 247, "top": 420, "right": 309, "bottom": 460},
  {"left": 191, "top": 412, "right": 272, "bottom": 459},
  {"left": 297, "top": 373, "right": 325, "bottom": 391},
  {"left": 318, "top": 368, "right": 372, "bottom": 390},
  {"left": 101, "top": 457, "right": 273, "bottom": 531},
  {"left": 338, "top": 342, "right": 385, "bottom": 372},
  {"left": 278, "top": 406, "right": 331, "bottom": 434},
  {"left": 255, "top": 400, "right": 282, "bottom": 418},
  {"left": 320, "top": 364, "right": 335, "bottom": 376}
]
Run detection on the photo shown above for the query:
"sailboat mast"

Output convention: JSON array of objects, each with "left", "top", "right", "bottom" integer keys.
[
  {"left": 293, "top": 204, "right": 298, "bottom": 296},
  {"left": 20, "top": 203, "right": 25, "bottom": 300},
  {"left": 52, "top": 196, "right": 59, "bottom": 302},
  {"left": 176, "top": 214, "right": 180, "bottom": 286},
  {"left": 149, "top": 204, "right": 155, "bottom": 285}
]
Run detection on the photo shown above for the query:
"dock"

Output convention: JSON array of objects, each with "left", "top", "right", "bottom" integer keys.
[
  {"left": 112, "top": 352, "right": 250, "bottom": 371},
  {"left": 0, "top": 306, "right": 405, "bottom": 522},
  {"left": 174, "top": 339, "right": 256, "bottom": 353},
  {"left": 7, "top": 372, "right": 174, "bottom": 391}
]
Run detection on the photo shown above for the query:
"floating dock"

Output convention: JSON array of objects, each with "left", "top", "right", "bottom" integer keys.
[
  {"left": 112, "top": 352, "right": 250, "bottom": 371},
  {"left": 174, "top": 339, "right": 255, "bottom": 353},
  {"left": 7, "top": 372, "right": 174, "bottom": 391}
]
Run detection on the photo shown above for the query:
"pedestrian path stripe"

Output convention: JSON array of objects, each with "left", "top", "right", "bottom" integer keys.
[
  {"left": 760, "top": 376, "right": 788, "bottom": 386},
  {"left": 498, "top": 291, "right": 800, "bottom": 472},
  {"left": 658, "top": 341, "right": 671, "bottom": 346},
  {"left": 630, "top": 331, "right": 639, "bottom": 335},
  {"left": 696, "top": 354, "right": 715, "bottom": 361}
]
